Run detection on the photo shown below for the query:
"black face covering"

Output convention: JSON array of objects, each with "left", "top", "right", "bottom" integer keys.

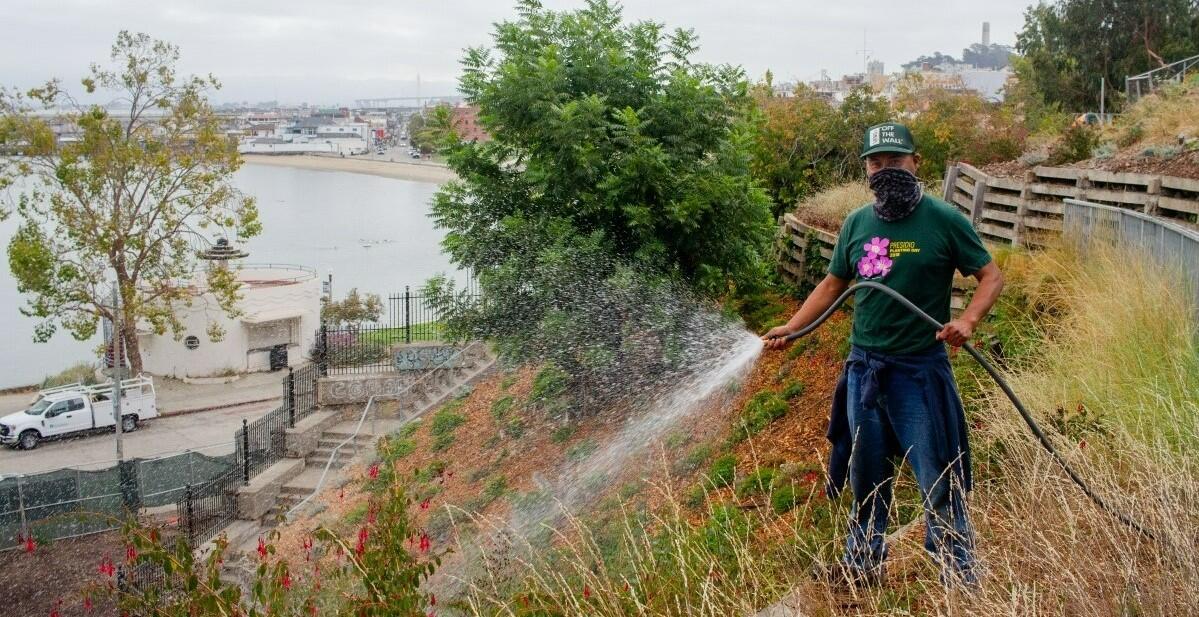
[{"left": 868, "top": 167, "right": 923, "bottom": 222}]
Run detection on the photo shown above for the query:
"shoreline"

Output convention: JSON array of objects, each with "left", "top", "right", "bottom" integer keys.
[{"left": 242, "top": 154, "right": 457, "bottom": 184}]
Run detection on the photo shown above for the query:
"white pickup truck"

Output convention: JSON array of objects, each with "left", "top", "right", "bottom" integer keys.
[{"left": 0, "top": 376, "right": 158, "bottom": 450}]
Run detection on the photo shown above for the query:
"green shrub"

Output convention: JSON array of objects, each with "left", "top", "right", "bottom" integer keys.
[
  {"left": 781, "top": 380, "right": 806, "bottom": 400},
  {"left": 504, "top": 417, "right": 526, "bottom": 439},
  {"left": 673, "top": 443, "right": 714, "bottom": 475},
  {"left": 380, "top": 437, "right": 415, "bottom": 462},
  {"left": 771, "top": 484, "right": 800, "bottom": 514},
  {"left": 530, "top": 363, "right": 570, "bottom": 404},
  {"left": 499, "top": 373, "right": 518, "bottom": 391},
  {"left": 491, "top": 395, "right": 515, "bottom": 421},
  {"left": 740, "top": 391, "right": 788, "bottom": 436},
  {"left": 41, "top": 361, "right": 100, "bottom": 388},
  {"left": 708, "top": 454, "right": 737, "bottom": 488},
  {"left": 736, "top": 467, "right": 778, "bottom": 498},
  {"left": 467, "top": 476, "right": 508, "bottom": 512},
  {"left": 398, "top": 422, "right": 420, "bottom": 438},
  {"left": 684, "top": 484, "right": 707, "bottom": 508},
  {"left": 566, "top": 438, "right": 598, "bottom": 462},
  {"left": 785, "top": 336, "right": 815, "bottom": 360},
  {"left": 431, "top": 432, "right": 455, "bottom": 452},
  {"left": 550, "top": 424, "right": 577, "bottom": 443},
  {"left": 430, "top": 407, "right": 467, "bottom": 437}
]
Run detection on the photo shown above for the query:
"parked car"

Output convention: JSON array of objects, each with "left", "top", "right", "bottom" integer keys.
[{"left": 0, "top": 376, "right": 158, "bottom": 450}]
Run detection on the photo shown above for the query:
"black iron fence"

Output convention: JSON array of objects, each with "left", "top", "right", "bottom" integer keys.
[
  {"left": 178, "top": 466, "right": 242, "bottom": 546},
  {"left": 318, "top": 285, "right": 481, "bottom": 375}
]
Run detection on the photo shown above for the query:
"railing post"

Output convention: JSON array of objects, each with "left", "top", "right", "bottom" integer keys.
[
  {"left": 287, "top": 367, "right": 297, "bottom": 427},
  {"left": 183, "top": 484, "right": 194, "bottom": 543},
  {"left": 241, "top": 419, "right": 251, "bottom": 485},
  {"left": 404, "top": 286, "right": 412, "bottom": 344},
  {"left": 318, "top": 324, "right": 329, "bottom": 377},
  {"left": 16, "top": 475, "right": 28, "bottom": 546}
]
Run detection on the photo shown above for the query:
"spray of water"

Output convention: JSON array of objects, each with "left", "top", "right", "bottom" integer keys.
[{"left": 430, "top": 300, "right": 763, "bottom": 597}]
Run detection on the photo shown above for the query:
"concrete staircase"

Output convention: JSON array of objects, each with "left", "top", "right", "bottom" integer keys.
[{"left": 260, "top": 343, "right": 497, "bottom": 526}]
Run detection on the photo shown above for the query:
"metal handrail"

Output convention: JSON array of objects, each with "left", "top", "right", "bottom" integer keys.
[{"left": 283, "top": 341, "right": 485, "bottom": 519}]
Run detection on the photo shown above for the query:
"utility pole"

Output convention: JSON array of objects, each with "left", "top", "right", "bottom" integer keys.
[
  {"left": 1099, "top": 77, "right": 1106, "bottom": 121},
  {"left": 111, "top": 280, "right": 124, "bottom": 461}
]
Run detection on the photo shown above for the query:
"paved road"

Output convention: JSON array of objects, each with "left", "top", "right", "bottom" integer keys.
[{"left": 0, "top": 399, "right": 277, "bottom": 476}]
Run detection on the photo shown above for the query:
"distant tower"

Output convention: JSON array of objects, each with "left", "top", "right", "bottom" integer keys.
[
  {"left": 867, "top": 60, "right": 885, "bottom": 76},
  {"left": 982, "top": 22, "right": 991, "bottom": 46}
]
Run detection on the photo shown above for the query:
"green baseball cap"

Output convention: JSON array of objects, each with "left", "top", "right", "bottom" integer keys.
[{"left": 860, "top": 122, "right": 916, "bottom": 158}]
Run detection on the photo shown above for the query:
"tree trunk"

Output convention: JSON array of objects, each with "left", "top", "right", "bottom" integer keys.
[{"left": 122, "top": 324, "right": 143, "bottom": 375}]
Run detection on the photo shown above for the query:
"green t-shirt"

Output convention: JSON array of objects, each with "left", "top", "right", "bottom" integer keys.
[{"left": 828, "top": 194, "right": 992, "bottom": 355}]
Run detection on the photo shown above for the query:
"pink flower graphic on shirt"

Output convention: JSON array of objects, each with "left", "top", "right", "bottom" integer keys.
[
  {"left": 863, "top": 237, "right": 889, "bottom": 257},
  {"left": 856, "top": 237, "right": 893, "bottom": 279}
]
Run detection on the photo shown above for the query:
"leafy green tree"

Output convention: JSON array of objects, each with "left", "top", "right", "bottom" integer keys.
[
  {"left": 427, "top": 0, "right": 770, "bottom": 410},
  {"left": 321, "top": 288, "right": 383, "bottom": 326},
  {"left": 1016, "top": 0, "right": 1199, "bottom": 111},
  {"left": 748, "top": 83, "right": 888, "bottom": 216},
  {"left": 0, "top": 32, "right": 261, "bottom": 373}
]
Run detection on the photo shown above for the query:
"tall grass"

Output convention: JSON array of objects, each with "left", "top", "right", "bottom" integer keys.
[
  {"left": 1112, "top": 80, "right": 1199, "bottom": 147},
  {"left": 443, "top": 240, "right": 1199, "bottom": 616},
  {"left": 792, "top": 183, "right": 873, "bottom": 232}
]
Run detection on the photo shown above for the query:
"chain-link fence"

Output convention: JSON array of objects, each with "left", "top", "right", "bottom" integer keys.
[{"left": 0, "top": 446, "right": 236, "bottom": 549}]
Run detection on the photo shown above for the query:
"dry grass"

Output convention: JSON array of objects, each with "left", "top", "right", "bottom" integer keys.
[
  {"left": 792, "top": 183, "right": 873, "bottom": 232},
  {"left": 1112, "top": 80, "right": 1199, "bottom": 147},
  {"left": 441, "top": 240, "right": 1199, "bottom": 616}
]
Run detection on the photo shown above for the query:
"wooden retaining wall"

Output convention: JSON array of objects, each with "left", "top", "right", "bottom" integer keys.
[
  {"left": 943, "top": 163, "right": 1199, "bottom": 247},
  {"left": 777, "top": 163, "right": 1199, "bottom": 310}
]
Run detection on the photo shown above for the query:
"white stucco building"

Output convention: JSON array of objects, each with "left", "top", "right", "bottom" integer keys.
[{"left": 137, "top": 263, "right": 322, "bottom": 380}]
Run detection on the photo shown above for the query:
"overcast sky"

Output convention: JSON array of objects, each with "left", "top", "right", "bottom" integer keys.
[{"left": 1, "top": 0, "right": 1036, "bottom": 106}]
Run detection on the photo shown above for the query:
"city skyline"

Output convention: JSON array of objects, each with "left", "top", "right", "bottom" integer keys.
[{"left": 1, "top": 0, "right": 1031, "bottom": 106}]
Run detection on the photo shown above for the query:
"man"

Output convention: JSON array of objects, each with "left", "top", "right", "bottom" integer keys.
[{"left": 763, "top": 122, "right": 1004, "bottom": 586}]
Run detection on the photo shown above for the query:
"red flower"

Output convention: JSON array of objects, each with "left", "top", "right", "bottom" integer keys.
[
  {"left": 24, "top": 535, "right": 36, "bottom": 554},
  {"left": 98, "top": 556, "right": 115, "bottom": 577},
  {"left": 256, "top": 537, "right": 267, "bottom": 560},
  {"left": 623, "top": 582, "right": 629, "bottom": 593},
  {"left": 149, "top": 528, "right": 160, "bottom": 544},
  {"left": 49, "top": 600, "right": 62, "bottom": 617},
  {"left": 429, "top": 593, "right": 436, "bottom": 606},
  {"left": 1079, "top": 439, "right": 1087, "bottom": 450},
  {"left": 583, "top": 585, "right": 591, "bottom": 600},
  {"left": 355, "top": 527, "right": 369, "bottom": 557},
  {"left": 368, "top": 463, "right": 380, "bottom": 479},
  {"left": 418, "top": 532, "right": 431, "bottom": 554},
  {"left": 280, "top": 570, "right": 292, "bottom": 590},
  {"left": 124, "top": 544, "right": 137, "bottom": 563},
  {"left": 83, "top": 597, "right": 93, "bottom": 613},
  {"left": 419, "top": 498, "right": 431, "bottom": 511},
  {"left": 802, "top": 470, "right": 820, "bottom": 486}
]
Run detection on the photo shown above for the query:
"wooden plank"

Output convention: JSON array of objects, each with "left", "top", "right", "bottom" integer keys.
[
  {"left": 1087, "top": 169, "right": 1155, "bottom": 186},
  {"left": 971, "top": 179, "right": 988, "bottom": 226},
  {"left": 1084, "top": 187, "right": 1151, "bottom": 205},
  {"left": 977, "top": 222, "right": 1016, "bottom": 241},
  {"left": 1029, "top": 183, "right": 1079, "bottom": 198},
  {"left": 1033, "top": 165, "right": 1081, "bottom": 180},
  {"left": 982, "top": 208, "right": 1020, "bottom": 224},
  {"left": 1161, "top": 175, "right": 1199, "bottom": 193},
  {"left": 943, "top": 165, "right": 960, "bottom": 202},
  {"left": 1022, "top": 216, "right": 1063, "bottom": 232},
  {"left": 957, "top": 163, "right": 986, "bottom": 182},
  {"left": 1025, "top": 200, "right": 1064, "bottom": 215},
  {"left": 987, "top": 176, "right": 1025, "bottom": 191},
  {"left": 984, "top": 192, "right": 1024, "bottom": 208},
  {"left": 954, "top": 176, "right": 976, "bottom": 195},
  {"left": 1157, "top": 195, "right": 1199, "bottom": 215}
]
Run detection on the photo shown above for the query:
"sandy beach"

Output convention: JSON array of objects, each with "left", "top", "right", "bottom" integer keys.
[{"left": 242, "top": 154, "right": 457, "bottom": 184}]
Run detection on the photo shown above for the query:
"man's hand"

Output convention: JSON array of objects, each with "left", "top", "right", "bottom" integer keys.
[
  {"left": 936, "top": 318, "right": 975, "bottom": 348},
  {"left": 761, "top": 325, "right": 794, "bottom": 350}
]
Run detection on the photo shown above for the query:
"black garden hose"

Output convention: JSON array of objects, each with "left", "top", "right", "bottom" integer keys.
[{"left": 770, "top": 280, "right": 1156, "bottom": 541}]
